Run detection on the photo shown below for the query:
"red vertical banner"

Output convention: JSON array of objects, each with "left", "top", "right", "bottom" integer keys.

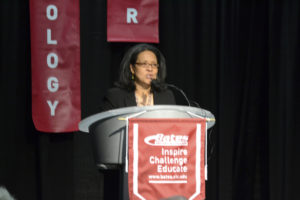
[
  {"left": 128, "top": 118, "right": 206, "bottom": 200},
  {"left": 107, "top": 0, "right": 159, "bottom": 43},
  {"left": 29, "top": 0, "right": 81, "bottom": 133}
]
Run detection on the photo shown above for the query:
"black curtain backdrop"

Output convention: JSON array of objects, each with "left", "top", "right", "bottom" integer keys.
[{"left": 1, "top": 0, "right": 299, "bottom": 200}]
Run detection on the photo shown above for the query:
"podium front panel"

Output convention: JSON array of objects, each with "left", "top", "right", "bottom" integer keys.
[{"left": 79, "top": 105, "right": 215, "bottom": 169}]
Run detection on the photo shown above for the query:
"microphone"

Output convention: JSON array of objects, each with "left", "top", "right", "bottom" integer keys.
[
  {"left": 165, "top": 83, "right": 192, "bottom": 107},
  {"left": 151, "top": 79, "right": 196, "bottom": 107}
]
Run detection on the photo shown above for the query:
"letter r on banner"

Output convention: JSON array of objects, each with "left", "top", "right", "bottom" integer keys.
[{"left": 127, "top": 8, "right": 138, "bottom": 24}]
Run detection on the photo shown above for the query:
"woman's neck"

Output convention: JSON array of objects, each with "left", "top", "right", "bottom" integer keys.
[
  {"left": 134, "top": 83, "right": 153, "bottom": 106},
  {"left": 135, "top": 83, "right": 151, "bottom": 96}
]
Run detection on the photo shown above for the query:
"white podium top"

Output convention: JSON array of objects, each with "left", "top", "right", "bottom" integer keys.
[{"left": 79, "top": 105, "right": 216, "bottom": 133}]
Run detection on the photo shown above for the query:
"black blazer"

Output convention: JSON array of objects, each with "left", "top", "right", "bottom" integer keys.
[{"left": 100, "top": 87, "right": 176, "bottom": 111}]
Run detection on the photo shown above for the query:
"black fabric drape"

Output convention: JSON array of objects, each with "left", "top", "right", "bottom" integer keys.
[
  {"left": 268, "top": 1, "right": 300, "bottom": 200},
  {"left": 1, "top": 0, "right": 299, "bottom": 200}
]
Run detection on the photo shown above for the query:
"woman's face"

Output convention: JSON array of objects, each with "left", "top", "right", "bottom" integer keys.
[{"left": 130, "top": 50, "right": 159, "bottom": 88}]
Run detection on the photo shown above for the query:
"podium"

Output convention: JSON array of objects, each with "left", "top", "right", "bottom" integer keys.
[{"left": 79, "top": 105, "right": 215, "bottom": 199}]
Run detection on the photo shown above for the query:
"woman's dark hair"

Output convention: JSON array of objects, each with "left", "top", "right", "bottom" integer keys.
[{"left": 115, "top": 43, "right": 167, "bottom": 92}]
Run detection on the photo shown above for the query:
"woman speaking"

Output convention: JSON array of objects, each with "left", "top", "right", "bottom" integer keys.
[
  {"left": 100, "top": 43, "right": 179, "bottom": 200},
  {"left": 101, "top": 43, "right": 176, "bottom": 111}
]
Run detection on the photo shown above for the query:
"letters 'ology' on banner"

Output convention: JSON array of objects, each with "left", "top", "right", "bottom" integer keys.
[
  {"left": 128, "top": 118, "right": 206, "bottom": 200},
  {"left": 30, "top": 0, "right": 81, "bottom": 133},
  {"left": 107, "top": 0, "right": 159, "bottom": 43}
]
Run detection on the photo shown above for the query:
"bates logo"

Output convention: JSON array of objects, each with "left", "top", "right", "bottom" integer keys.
[{"left": 144, "top": 134, "right": 189, "bottom": 146}]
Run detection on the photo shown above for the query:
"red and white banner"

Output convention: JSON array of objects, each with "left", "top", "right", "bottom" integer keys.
[
  {"left": 30, "top": 0, "right": 81, "bottom": 133},
  {"left": 128, "top": 118, "right": 206, "bottom": 200},
  {"left": 107, "top": 0, "right": 159, "bottom": 43}
]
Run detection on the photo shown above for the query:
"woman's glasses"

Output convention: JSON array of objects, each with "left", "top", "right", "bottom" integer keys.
[{"left": 135, "top": 62, "right": 159, "bottom": 69}]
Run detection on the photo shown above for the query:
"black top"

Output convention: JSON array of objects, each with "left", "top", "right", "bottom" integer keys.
[{"left": 100, "top": 87, "right": 176, "bottom": 111}]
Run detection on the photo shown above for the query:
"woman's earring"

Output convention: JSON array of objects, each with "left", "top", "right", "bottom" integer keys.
[{"left": 132, "top": 74, "right": 134, "bottom": 80}]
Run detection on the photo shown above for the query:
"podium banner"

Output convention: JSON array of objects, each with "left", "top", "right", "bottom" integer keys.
[
  {"left": 30, "top": 0, "right": 81, "bottom": 132},
  {"left": 107, "top": 0, "right": 159, "bottom": 43},
  {"left": 128, "top": 118, "right": 206, "bottom": 200}
]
